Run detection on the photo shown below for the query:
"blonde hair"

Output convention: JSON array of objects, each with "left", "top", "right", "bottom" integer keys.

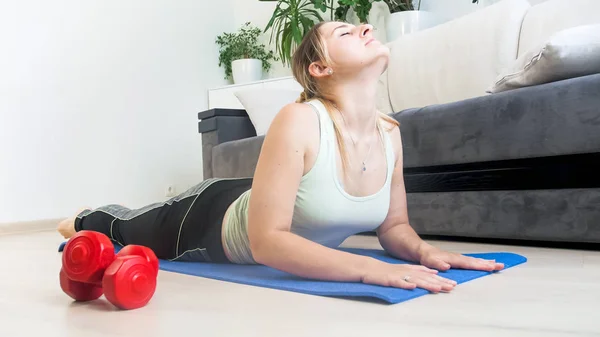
[{"left": 291, "top": 21, "right": 399, "bottom": 175}]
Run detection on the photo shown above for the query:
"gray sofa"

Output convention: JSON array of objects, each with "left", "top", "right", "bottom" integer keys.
[{"left": 198, "top": 73, "right": 600, "bottom": 245}]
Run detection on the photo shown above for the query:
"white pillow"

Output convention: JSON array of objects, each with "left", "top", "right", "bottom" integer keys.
[
  {"left": 488, "top": 24, "right": 600, "bottom": 93},
  {"left": 234, "top": 89, "right": 302, "bottom": 136}
]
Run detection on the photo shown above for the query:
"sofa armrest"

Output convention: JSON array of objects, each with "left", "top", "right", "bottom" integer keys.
[
  {"left": 198, "top": 108, "right": 257, "bottom": 179},
  {"left": 394, "top": 73, "right": 600, "bottom": 169}
]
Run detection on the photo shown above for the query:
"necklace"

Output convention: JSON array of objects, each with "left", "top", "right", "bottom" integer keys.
[
  {"left": 348, "top": 127, "right": 373, "bottom": 172},
  {"left": 336, "top": 106, "right": 377, "bottom": 173}
]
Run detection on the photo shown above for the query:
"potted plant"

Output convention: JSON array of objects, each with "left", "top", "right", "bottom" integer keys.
[
  {"left": 260, "top": 0, "right": 411, "bottom": 65},
  {"left": 383, "top": 0, "right": 447, "bottom": 41},
  {"left": 334, "top": 0, "right": 411, "bottom": 23},
  {"left": 215, "top": 22, "right": 277, "bottom": 84},
  {"left": 260, "top": 0, "right": 325, "bottom": 66}
]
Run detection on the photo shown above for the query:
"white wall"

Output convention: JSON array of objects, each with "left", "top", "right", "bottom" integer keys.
[
  {"left": 0, "top": 0, "right": 235, "bottom": 223},
  {"left": 416, "top": 0, "right": 501, "bottom": 21},
  {"left": 232, "top": 0, "right": 293, "bottom": 78},
  {"left": 233, "top": 0, "right": 278, "bottom": 33}
]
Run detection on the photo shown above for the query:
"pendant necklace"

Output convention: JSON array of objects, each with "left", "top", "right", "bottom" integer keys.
[
  {"left": 349, "top": 131, "right": 372, "bottom": 172},
  {"left": 338, "top": 107, "right": 375, "bottom": 173}
]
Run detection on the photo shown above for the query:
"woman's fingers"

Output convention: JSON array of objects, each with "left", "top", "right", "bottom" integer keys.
[
  {"left": 410, "top": 265, "right": 438, "bottom": 274},
  {"left": 433, "top": 274, "right": 458, "bottom": 286},
  {"left": 492, "top": 261, "right": 505, "bottom": 270},
  {"left": 420, "top": 274, "right": 455, "bottom": 292},
  {"left": 427, "top": 276, "right": 455, "bottom": 292},
  {"left": 410, "top": 265, "right": 456, "bottom": 285},
  {"left": 447, "top": 255, "right": 499, "bottom": 271},
  {"left": 400, "top": 272, "right": 456, "bottom": 293},
  {"left": 413, "top": 278, "right": 443, "bottom": 293},
  {"left": 423, "top": 257, "right": 452, "bottom": 271},
  {"left": 375, "top": 264, "right": 460, "bottom": 292},
  {"left": 390, "top": 278, "right": 417, "bottom": 290}
]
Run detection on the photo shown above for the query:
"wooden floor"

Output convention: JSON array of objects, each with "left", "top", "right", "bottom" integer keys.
[{"left": 2, "top": 230, "right": 600, "bottom": 337}]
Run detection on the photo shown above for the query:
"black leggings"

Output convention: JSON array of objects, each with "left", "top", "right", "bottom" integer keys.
[{"left": 74, "top": 178, "right": 252, "bottom": 263}]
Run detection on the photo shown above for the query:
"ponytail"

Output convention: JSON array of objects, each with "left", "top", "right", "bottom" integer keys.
[{"left": 296, "top": 90, "right": 310, "bottom": 103}]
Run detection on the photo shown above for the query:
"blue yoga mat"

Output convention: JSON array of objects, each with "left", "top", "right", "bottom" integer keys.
[{"left": 58, "top": 242, "right": 526, "bottom": 304}]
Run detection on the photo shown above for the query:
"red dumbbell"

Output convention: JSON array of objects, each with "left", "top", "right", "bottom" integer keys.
[{"left": 59, "top": 230, "right": 159, "bottom": 310}]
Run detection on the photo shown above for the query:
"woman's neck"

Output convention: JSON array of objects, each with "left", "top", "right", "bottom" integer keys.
[{"left": 329, "top": 76, "right": 380, "bottom": 141}]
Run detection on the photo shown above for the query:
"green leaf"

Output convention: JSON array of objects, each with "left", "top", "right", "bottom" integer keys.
[
  {"left": 264, "top": 9, "right": 279, "bottom": 31},
  {"left": 310, "top": 0, "right": 327, "bottom": 12},
  {"left": 334, "top": 4, "right": 349, "bottom": 21},
  {"left": 301, "top": 8, "right": 325, "bottom": 21},
  {"left": 260, "top": 0, "right": 331, "bottom": 66},
  {"left": 300, "top": 16, "right": 314, "bottom": 36},
  {"left": 291, "top": 17, "right": 303, "bottom": 45}
]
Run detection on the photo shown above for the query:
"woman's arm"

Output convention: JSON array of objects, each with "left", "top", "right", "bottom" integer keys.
[
  {"left": 375, "top": 124, "right": 433, "bottom": 262},
  {"left": 246, "top": 103, "right": 377, "bottom": 282},
  {"left": 376, "top": 126, "right": 504, "bottom": 272}
]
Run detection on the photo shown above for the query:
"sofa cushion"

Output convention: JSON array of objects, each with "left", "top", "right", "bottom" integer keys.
[
  {"left": 212, "top": 135, "right": 264, "bottom": 178},
  {"left": 489, "top": 24, "right": 600, "bottom": 93},
  {"left": 234, "top": 89, "right": 301, "bottom": 136},
  {"left": 518, "top": 0, "right": 600, "bottom": 58},
  {"left": 394, "top": 74, "right": 600, "bottom": 169},
  {"left": 386, "top": 0, "right": 530, "bottom": 111}
]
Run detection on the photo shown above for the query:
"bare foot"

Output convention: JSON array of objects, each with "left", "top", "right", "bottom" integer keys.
[{"left": 57, "top": 208, "right": 90, "bottom": 239}]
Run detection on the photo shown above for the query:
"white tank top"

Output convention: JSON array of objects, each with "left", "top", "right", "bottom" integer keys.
[{"left": 222, "top": 99, "right": 395, "bottom": 264}]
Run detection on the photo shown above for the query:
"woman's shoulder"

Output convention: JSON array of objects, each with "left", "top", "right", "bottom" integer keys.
[
  {"left": 272, "top": 102, "right": 318, "bottom": 127},
  {"left": 267, "top": 102, "right": 320, "bottom": 135},
  {"left": 379, "top": 114, "right": 402, "bottom": 164},
  {"left": 262, "top": 102, "right": 321, "bottom": 152}
]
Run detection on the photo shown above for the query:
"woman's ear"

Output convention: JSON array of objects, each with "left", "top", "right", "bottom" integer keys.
[{"left": 308, "top": 61, "right": 333, "bottom": 79}]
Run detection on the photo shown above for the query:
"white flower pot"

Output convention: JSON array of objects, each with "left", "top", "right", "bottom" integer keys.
[
  {"left": 232, "top": 58, "right": 263, "bottom": 84},
  {"left": 386, "top": 11, "right": 445, "bottom": 42}
]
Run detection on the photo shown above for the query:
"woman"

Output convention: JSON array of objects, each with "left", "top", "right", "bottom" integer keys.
[{"left": 58, "top": 21, "right": 504, "bottom": 293}]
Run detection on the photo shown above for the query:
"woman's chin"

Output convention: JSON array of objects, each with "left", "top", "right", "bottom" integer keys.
[
  {"left": 370, "top": 47, "right": 390, "bottom": 67},
  {"left": 376, "top": 42, "right": 390, "bottom": 54},
  {"left": 366, "top": 42, "right": 389, "bottom": 58}
]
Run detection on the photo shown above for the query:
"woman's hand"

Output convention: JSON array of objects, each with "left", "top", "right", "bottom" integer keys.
[
  {"left": 419, "top": 246, "right": 505, "bottom": 272},
  {"left": 362, "top": 261, "right": 457, "bottom": 293}
]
